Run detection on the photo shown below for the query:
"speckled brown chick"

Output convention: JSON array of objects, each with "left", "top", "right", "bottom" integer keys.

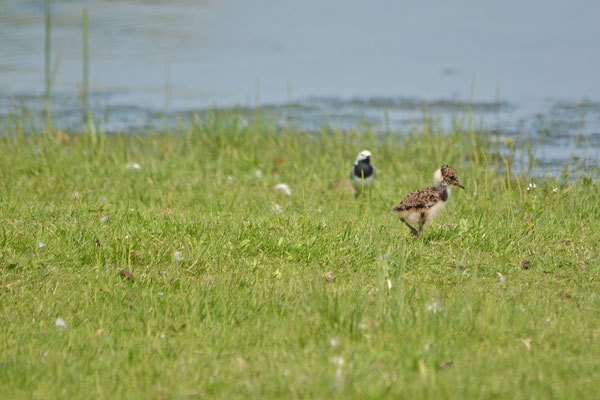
[{"left": 393, "top": 165, "right": 464, "bottom": 236}]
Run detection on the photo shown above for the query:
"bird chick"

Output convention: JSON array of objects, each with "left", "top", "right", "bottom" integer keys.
[
  {"left": 393, "top": 165, "right": 464, "bottom": 236},
  {"left": 350, "top": 150, "right": 376, "bottom": 198}
]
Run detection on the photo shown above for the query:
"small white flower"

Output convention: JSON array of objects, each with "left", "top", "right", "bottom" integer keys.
[
  {"left": 160, "top": 334, "right": 166, "bottom": 339},
  {"left": 271, "top": 202, "right": 283, "bottom": 214},
  {"left": 473, "top": 191, "right": 477, "bottom": 196},
  {"left": 55, "top": 317, "right": 67, "bottom": 329},
  {"left": 100, "top": 215, "right": 109, "bottom": 223},
  {"left": 282, "top": 368, "right": 290, "bottom": 376},
  {"left": 358, "top": 322, "right": 368, "bottom": 330},
  {"left": 497, "top": 272, "right": 505, "bottom": 283},
  {"left": 255, "top": 169, "right": 263, "bottom": 179},
  {"left": 227, "top": 175, "right": 233, "bottom": 182},
  {"left": 552, "top": 187, "right": 558, "bottom": 193},
  {"left": 332, "top": 355, "right": 345, "bottom": 385},
  {"left": 423, "top": 342, "right": 431, "bottom": 352},
  {"left": 159, "top": 292, "right": 164, "bottom": 296},
  {"left": 386, "top": 278, "right": 392, "bottom": 290},
  {"left": 329, "top": 337, "right": 339, "bottom": 347},
  {"left": 426, "top": 299, "right": 442, "bottom": 314},
  {"left": 332, "top": 356, "right": 344, "bottom": 367},
  {"left": 38, "top": 241, "right": 46, "bottom": 249},
  {"left": 125, "top": 163, "right": 141, "bottom": 170},
  {"left": 519, "top": 304, "right": 525, "bottom": 313},
  {"left": 174, "top": 251, "right": 183, "bottom": 261},
  {"left": 274, "top": 183, "right": 292, "bottom": 196},
  {"left": 130, "top": 208, "right": 135, "bottom": 212},
  {"left": 125, "top": 235, "right": 130, "bottom": 240}
]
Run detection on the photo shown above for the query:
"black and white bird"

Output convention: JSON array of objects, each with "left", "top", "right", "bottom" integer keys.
[
  {"left": 350, "top": 150, "right": 376, "bottom": 198},
  {"left": 393, "top": 165, "right": 464, "bottom": 236}
]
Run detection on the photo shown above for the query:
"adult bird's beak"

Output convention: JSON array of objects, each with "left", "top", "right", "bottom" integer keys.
[{"left": 455, "top": 182, "right": 465, "bottom": 189}]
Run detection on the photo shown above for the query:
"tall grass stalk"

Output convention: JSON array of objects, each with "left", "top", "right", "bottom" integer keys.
[
  {"left": 44, "top": 0, "right": 52, "bottom": 110},
  {"left": 82, "top": 6, "right": 89, "bottom": 112}
]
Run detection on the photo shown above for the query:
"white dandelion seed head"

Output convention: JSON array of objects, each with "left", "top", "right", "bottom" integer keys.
[
  {"left": 274, "top": 183, "right": 292, "bottom": 196},
  {"left": 426, "top": 299, "right": 443, "bottom": 314},
  {"left": 55, "top": 317, "right": 67, "bottom": 329},
  {"left": 497, "top": 272, "right": 505, "bottom": 283},
  {"left": 38, "top": 241, "right": 46, "bottom": 249},
  {"left": 332, "top": 356, "right": 344, "bottom": 367},
  {"left": 271, "top": 202, "right": 283, "bottom": 214},
  {"left": 125, "top": 163, "right": 141, "bottom": 170},
  {"left": 173, "top": 251, "right": 183, "bottom": 261}
]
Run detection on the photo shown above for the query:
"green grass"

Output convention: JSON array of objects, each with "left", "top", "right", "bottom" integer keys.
[{"left": 1, "top": 113, "right": 599, "bottom": 399}]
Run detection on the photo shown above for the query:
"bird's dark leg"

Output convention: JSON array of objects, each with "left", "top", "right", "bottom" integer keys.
[
  {"left": 417, "top": 213, "right": 427, "bottom": 237},
  {"left": 401, "top": 220, "right": 419, "bottom": 236}
]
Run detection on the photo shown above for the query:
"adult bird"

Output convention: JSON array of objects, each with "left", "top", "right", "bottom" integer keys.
[{"left": 350, "top": 150, "right": 376, "bottom": 198}]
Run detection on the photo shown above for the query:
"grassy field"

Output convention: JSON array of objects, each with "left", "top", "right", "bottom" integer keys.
[{"left": 1, "top": 113, "right": 599, "bottom": 399}]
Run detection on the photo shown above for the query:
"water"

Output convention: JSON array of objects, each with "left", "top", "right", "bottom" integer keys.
[{"left": 1, "top": 0, "right": 599, "bottom": 175}]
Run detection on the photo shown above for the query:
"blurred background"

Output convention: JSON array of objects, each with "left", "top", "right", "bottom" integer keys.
[{"left": 1, "top": 0, "right": 599, "bottom": 172}]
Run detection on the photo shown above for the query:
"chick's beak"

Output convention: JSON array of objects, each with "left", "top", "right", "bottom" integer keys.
[{"left": 455, "top": 182, "right": 465, "bottom": 189}]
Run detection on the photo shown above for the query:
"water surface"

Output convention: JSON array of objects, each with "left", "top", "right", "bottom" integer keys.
[{"left": 1, "top": 0, "right": 599, "bottom": 175}]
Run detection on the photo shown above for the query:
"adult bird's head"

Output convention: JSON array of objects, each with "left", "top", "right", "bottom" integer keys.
[{"left": 355, "top": 150, "right": 372, "bottom": 164}]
